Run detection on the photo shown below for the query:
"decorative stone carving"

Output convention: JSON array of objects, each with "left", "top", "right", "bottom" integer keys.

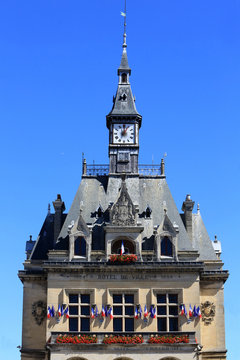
[
  {"left": 201, "top": 301, "right": 216, "bottom": 324},
  {"left": 110, "top": 180, "right": 136, "bottom": 226},
  {"left": 32, "top": 300, "right": 46, "bottom": 325}
]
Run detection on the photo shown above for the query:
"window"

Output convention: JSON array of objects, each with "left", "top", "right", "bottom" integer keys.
[
  {"left": 161, "top": 236, "right": 173, "bottom": 256},
  {"left": 121, "top": 73, "right": 127, "bottom": 83},
  {"left": 74, "top": 237, "right": 86, "bottom": 256},
  {"left": 112, "top": 239, "right": 135, "bottom": 255},
  {"left": 113, "top": 294, "right": 134, "bottom": 332},
  {"left": 157, "top": 293, "right": 178, "bottom": 331},
  {"left": 69, "top": 293, "right": 90, "bottom": 331}
]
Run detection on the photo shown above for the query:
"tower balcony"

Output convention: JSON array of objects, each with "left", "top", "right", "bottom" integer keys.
[{"left": 82, "top": 163, "right": 165, "bottom": 176}]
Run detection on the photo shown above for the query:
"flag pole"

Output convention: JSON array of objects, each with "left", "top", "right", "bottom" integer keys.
[{"left": 124, "top": 0, "right": 127, "bottom": 36}]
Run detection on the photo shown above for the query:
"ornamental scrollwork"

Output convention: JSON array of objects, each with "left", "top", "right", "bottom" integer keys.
[
  {"left": 201, "top": 301, "right": 216, "bottom": 324},
  {"left": 32, "top": 300, "right": 47, "bottom": 325},
  {"left": 110, "top": 180, "right": 136, "bottom": 226}
]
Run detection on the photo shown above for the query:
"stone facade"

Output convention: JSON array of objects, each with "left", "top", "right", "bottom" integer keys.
[{"left": 18, "top": 21, "right": 228, "bottom": 360}]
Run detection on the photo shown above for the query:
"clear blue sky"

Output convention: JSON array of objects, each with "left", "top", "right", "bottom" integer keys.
[{"left": 0, "top": 1, "right": 239, "bottom": 359}]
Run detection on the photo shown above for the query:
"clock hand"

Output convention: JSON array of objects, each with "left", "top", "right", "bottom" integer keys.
[{"left": 122, "top": 126, "right": 129, "bottom": 136}]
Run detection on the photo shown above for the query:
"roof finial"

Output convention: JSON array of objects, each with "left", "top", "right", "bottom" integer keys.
[
  {"left": 121, "top": 0, "right": 127, "bottom": 49},
  {"left": 197, "top": 203, "right": 200, "bottom": 214}
]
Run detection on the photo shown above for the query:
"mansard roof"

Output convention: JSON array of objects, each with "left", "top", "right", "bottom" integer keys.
[
  {"left": 58, "top": 176, "right": 194, "bottom": 252},
  {"left": 30, "top": 213, "right": 56, "bottom": 260},
  {"left": 192, "top": 212, "right": 218, "bottom": 261},
  {"left": 27, "top": 174, "right": 219, "bottom": 262}
]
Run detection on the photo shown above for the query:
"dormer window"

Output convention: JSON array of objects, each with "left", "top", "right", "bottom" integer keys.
[
  {"left": 161, "top": 236, "right": 173, "bottom": 257},
  {"left": 121, "top": 73, "right": 127, "bottom": 83},
  {"left": 74, "top": 236, "right": 86, "bottom": 257}
]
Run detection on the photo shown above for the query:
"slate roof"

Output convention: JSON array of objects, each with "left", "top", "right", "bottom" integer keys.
[
  {"left": 118, "top": 49, "right": 131, "bottom": 73},
  {"left": 192, "top": 212, "right": 217, "bottom": 261},
  {"left": 28, "top": 175, "right": 218, "bottom": 262},
  {"left": 30, "top": 213, "right": 67, "bottom": 260},
  {"left": 58, "top": 176, "right": 194, "bottom": 253},
  {"left": 108, "top": 84, "right": 140, "bottom": 116}
]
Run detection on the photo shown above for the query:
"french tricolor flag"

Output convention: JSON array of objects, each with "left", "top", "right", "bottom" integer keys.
[
  {"left": 144, "top": 305, "right": 148, "bottom": 318},
  {"left": 180, "top": 304, "right": 185, "bottom": 316},
  {"left": 58, "top": 305, "right": 62, "bottom": 317},
  {"left": 197, "top": 306, "right": 202, "bottom": 318},
  {"left": 91, "top": 307, "right": 95, "bottom": 319},
  {"left": 47, "top": 306, "right": 51, "bottom": 319},
  {"left": 193, "top": 305, "right": 198, "bottom": 317},
  {"left": 138, "top": 305, "right": 142, "bottom": 319},
  {"left": 101, "top": 306, "right": 106, "bottom": 317},
  {"left": 134, "top": 306, "right": 139, "bottom": 319},
  {"left": 108, "top": 307, "right": 113, "bottom": 320},
  {"left": 150, "top": 305, "right": 156, "bottom": 319},
  {"left": 120, "top": 241, "right": 125, "bottom": 255},
  {"left": 189, "top": 305, "right": 193, "bottom": 317},
  {"left": 64, "top": 306, "right": 69, "bottom": 319}
]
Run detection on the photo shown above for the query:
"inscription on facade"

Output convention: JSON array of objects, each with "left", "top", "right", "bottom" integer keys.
[{"left": 59, "top": 273, "right": 183, "bottom": 281}]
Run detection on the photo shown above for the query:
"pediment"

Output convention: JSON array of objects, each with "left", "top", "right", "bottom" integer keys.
[
  {"left": 70, "top": 212, "right": 90, "bottom": 237},
  {"left": 157, "top": 214, "right": 177, "bottom": 236}
]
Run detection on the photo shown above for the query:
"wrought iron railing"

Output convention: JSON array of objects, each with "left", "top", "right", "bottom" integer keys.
[
  {"left": 138, "top": 164, "right": 161, "bottom": 176},
  {"left": 82, "top": 162, "right": 165, "bottom": 176},
  {"left": 85, "top": 164, "right": 109, "bottom": 176},
  {"left": 50, "top": 331, "right": 196, "bottom": 345}
]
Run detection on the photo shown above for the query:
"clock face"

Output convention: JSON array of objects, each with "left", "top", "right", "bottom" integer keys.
[{"left": 113, "top": 124, "right": 135, "bottom": 144}]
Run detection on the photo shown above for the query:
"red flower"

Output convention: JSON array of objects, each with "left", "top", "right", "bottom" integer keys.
[
  {"left": 109, "top": 254, "right": 137, "bottom": 264},
  {"left": 148, "top": 335, "right": 189, "bottom": 344},
  {"left": 56, "top": 335, "right": 97, "bottom": 344},
  {"left": 103, "top": 335, "right": 143, "bottom": 344}
]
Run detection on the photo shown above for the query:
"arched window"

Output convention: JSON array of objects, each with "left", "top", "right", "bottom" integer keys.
[
  {"left": 161, "top": 236, "right": 173, "bottom": 256},
  {"left": 74, "top": 237, "right": 86, "bottom": 256},
  {"left": 121, "top": 73, "right": 127, "bottom": 83},
  {"left": 112, "top": 239, "right": 135, "bottom": 254}
]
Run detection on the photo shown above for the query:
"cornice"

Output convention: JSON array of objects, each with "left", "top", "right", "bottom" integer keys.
[
  {"left": 200, "top": 270, "right": 229, "bottom": 283},
  {"left": 42, "top": 261, "right": 204, "bottom": 274},
  {"left": 18, "top": 270, "right": 47, "bottom": 283}
]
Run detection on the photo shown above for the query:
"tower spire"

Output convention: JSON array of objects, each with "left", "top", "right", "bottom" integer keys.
[
  {"left": 123, "top": 0, "right": 127, "bottom": 49},
  {"left": 119, "top": 0, "right": 130, "bottom": 75}
]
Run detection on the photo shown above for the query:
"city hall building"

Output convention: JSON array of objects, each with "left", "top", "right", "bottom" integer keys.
[{"left": 18, "top": 20, "right": 229, "bottom": 360}]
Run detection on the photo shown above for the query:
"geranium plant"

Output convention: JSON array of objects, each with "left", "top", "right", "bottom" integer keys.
[
  {"left": 56, "top": 334, "right": 97, "bottom": 344},
  {"left": 109, "top": 254, "right": 137, "bottom": 264},
  {"left": 103, "top": 335, "right": 143, "bottom": 344},
  {"left": 148, "top": 335, "right": 189, "bottom": 344}
]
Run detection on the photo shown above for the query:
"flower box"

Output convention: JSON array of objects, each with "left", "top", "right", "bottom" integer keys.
[
  {"left": 109, "top": 254, "right": 137, "bottom": 264},
  {"left": 56, "top": 335, "right": 97, "bottom": 344},
  {"left": 103, "top": 335, "right": 143, "bottom": 344},
  {"left": 148, "top": 335, "right": 189, "bottom": 344}
]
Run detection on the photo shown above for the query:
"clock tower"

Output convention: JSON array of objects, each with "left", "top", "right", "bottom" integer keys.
[{"left": 106, "top": 21, "right": 142, "bottom": 174}]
